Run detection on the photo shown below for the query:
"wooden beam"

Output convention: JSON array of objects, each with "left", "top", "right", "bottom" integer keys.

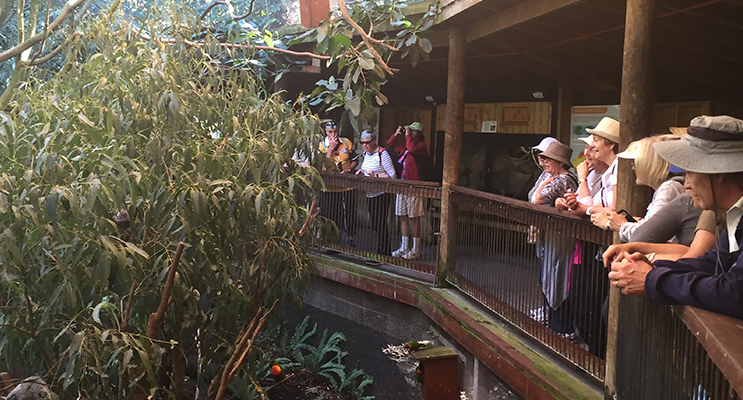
[
  {"left": 466, "top": 0, "right": 583, "bottom": 43},
  {"left": 607, "top": 0, "right": 657, "bottom": 398},
  {"left": 437, "top": 0, "right": 494, "bottom": 23},
  {"left": 437, "top": 27, "right": 467, "bottom": 288}
]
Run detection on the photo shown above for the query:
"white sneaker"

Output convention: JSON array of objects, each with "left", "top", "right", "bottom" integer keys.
[
  {"left": 402, "top": 249, "right": 420, "bottom": 261},
  {"left": 392, "top": 245, "right": 409, "bottom": 258},
  {"left": 529, "top": 308, "right": 548, "bottom": 324}
]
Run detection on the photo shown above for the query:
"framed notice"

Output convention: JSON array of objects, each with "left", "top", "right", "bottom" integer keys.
[{"left": 481, "top": 120, "right": 497, "bottom": 133}]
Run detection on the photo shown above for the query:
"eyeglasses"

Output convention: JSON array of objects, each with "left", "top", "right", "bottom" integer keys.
[{"left": 360, "top": 140, "right": 373, "bottom": 145}]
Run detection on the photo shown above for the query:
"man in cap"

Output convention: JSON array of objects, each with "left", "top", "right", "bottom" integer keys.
[
  {"left": 318, "top": 120, "right": 359, "bottom": 246},
  {"left": 608, "top": 115, "right": 743, "bottom": 319}
]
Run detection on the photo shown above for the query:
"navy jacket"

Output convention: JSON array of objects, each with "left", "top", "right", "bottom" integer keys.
[{"left": 645, "top": 218, "right": 743, "bottom": 319}]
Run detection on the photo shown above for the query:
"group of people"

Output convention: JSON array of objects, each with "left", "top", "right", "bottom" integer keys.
[
  {"left": 318, "top": 120, "right": 430, "bottom": 261},
  {"left": 528, "top": 114, "right": 743, "bottom": 351}
]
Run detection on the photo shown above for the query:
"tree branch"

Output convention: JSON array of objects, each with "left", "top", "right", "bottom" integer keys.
[
  {"left": 336, "top": 0, "right": 399, "bottom": 75},
  {"left": 120, "top": 279, "right": 137, "bottom": 332},
  {"left": 200, "top": 0, "right": 257, "bottom": 22},
  {"left": 29, "top": 31, "right": 83, "bottom": 66},
  {"left": 212, "top": 300, "right": 278, "bottom": 400},
  {"left": 132, "top": 28, "right": 330, "bottom": 60},
  {"left": 24, "top": 291, "right": 54, "bottom": 371},
  {"left": 0, "top": 0, "right": 87, "bottom": 63},
  {"left": 146, "top": 242, "right": 186, "bottom": 340}
]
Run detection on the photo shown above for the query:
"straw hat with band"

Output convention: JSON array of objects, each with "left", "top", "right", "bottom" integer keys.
[
  {"left": 586, "top": 117, "right": 620, "bottom": 144},
  {"left": 653, "top": 115, "right": 743, "bottom": 174},
  {"left": 540, "top": 141, "right": 573, "bottom": 169}
]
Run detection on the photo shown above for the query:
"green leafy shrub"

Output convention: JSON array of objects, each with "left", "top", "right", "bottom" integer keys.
[{"left": 0, "top": 6, "right": 325, "bottom": 398}]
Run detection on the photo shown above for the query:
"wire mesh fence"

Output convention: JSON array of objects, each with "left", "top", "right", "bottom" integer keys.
[
  {"left": 316, "top": 174, "right": 743, "bottom": 397},
  {"left": 445, "top": 185, "right": 612, "bottom": 380},
  {"left": 318, "top": 173, "right": 441, "bottom": 274}
]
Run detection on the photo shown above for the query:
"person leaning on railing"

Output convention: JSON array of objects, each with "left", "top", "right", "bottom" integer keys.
[
  {"left": 356, "top": 130, "right": 397, "bottom": 255},
  {"left": 608, "top": 115, "right": 743, "bottom": 320},
  {"left": 318, "top": 120, "right": 359, "bottom": 247},
  {"left": 557, "top": 135, "right": 609, "bottom": 213},
  {"left": 532, "top": 141, "right": 579, "bottom": 335},
  {"left": 564, "top": 117, "right": 620, "bottom": 217},
  {"left": 591, "top": 135, "right": 687, "bottom": 241}
]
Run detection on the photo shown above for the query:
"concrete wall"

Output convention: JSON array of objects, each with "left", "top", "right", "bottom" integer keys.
[{"left": 292, "top": 276, "right": 523, "bottom": 400}]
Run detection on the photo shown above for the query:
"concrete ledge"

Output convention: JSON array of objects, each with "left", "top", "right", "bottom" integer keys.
[{"left": 310, "top": 253, "right": 601, "bottom": 400}]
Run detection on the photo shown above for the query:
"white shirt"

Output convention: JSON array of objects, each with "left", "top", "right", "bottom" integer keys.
[
  {"left": 578, "top": 169, "right": 604, "bottom": 206},
  {"left": 600, "top": 158, "right": 618, "bottom": 208},
  {"left": 726, "top": 195, "right": 743, "bottom": 253}
]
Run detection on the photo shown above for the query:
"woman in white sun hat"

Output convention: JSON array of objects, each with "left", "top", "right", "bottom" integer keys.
[{"left": 591, "top": 134, "right": 685, "bottom": 239}]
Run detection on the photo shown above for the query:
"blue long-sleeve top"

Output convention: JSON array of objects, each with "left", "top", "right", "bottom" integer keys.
[{"left": 646, "top": 218, "right": 743, "bottom": 319}]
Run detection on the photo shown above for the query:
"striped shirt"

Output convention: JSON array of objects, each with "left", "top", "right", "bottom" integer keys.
[{"left": 360, "top": 148, "right": 396, "bottom": 198}]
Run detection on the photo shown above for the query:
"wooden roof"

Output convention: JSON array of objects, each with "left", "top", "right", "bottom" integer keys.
[{"left": 380, "top": 0, "right": 743, "bottom": 108}]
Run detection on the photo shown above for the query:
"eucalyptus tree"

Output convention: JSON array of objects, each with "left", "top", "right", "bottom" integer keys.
[
  {"left": 0, "top": 5, "right": 328, "bottom": 399},
  {"left": 0, "top": 0, "right": 435, "bottom": 397}
]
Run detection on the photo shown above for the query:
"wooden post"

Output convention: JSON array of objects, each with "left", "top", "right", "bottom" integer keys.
[
  {"left": 604, "top": 0, "right": 656, "bottom": 398},
  {"left": 556, "top": 85, "right": 573, "bottom": 145},
  {"left": 436, "top": 27, "right": 466, "bottom": 288}
]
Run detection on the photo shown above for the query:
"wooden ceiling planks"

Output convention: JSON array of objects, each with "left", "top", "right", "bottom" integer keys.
[{"left": 379, "top": 0, "right": 743, "bottom": 107}]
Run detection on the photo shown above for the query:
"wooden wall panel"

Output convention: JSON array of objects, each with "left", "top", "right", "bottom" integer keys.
[
  {"left": 652, "top": 101, "right": 711, "bottom": 134},
  {"left": 433, "top": 101, "right": 553, "bottom": 134},
  {"left": 378, "top": 107, "right": 435, "bottom": 151}
]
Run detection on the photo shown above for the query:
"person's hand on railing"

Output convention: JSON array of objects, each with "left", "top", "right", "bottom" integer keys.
[
  {"left": 591, "top": 211, "right": 611, "bottom": 230},
  {"left": 608, "top": 252, "right": 654, "bottom": 295},
  {"left": 555, "top": 197, "right": 569, "bottom": 210},
  {"left": 605, "top": 210, "right": 627, "bottom": 231},
  {"left": 603, "top": 243, "right": 635, "bottom": 269}
]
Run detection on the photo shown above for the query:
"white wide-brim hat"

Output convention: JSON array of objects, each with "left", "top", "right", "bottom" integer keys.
[
  {"left": 586, "top": 117, "right": 620, "bottom": 144},
  {"left": 532, "top": 136, "right": 558, "bottom": 152},
  {"left": 579, "top": 135, "right": 594, "bottom": 145},
  {"left": 654, "top": 115, "right": 743, "bottom": 174}
]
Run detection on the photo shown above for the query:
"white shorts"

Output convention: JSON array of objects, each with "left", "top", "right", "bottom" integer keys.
[{"left": 395, "top": 194, "right": 425, "bottom": 218}]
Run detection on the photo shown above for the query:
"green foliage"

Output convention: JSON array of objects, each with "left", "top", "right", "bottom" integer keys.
[
  {"left": 264, "top": 316, "right": 375, "bottom": 399},
  {"left": 0, "top": 5, "right": 325, "bottom": 397},
  {"left": 301, "top": 0, "right": 439, "bottom": 132},
  {"left": 340, "top": 368, "right": 375, "bottom": 400}
]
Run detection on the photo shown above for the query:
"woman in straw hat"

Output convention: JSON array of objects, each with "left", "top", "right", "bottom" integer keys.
[
  {"left": 586, "top": 117, "right": 620, "bottom": 213},
  {"left": 532, "top": 141, "right": 579, "bottom": 335}
]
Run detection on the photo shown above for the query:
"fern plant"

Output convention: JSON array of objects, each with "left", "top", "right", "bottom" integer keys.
[{"left": 341, "top": 368, "right": 375, "bottom": 400}]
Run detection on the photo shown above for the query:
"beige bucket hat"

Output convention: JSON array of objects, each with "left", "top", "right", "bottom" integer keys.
[
  {"left": 654, "top": 115, "right": 743, "bottom": 174},
  {"left": 586, "top": 117, "right": 620, "bottom": 144}
]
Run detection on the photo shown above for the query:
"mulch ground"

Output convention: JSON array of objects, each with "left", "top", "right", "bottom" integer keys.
[{"left": 264, "top": 368, "right": 347, "bottom": 400}]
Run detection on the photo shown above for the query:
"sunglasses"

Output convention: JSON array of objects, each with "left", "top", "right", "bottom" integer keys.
[{"left": 360, "top": 140, "right": 373, "bottom": 145}]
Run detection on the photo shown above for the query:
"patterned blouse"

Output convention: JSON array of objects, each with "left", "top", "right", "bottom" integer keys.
[{"left": 539, "top": 172, "right": 579, "bottom": 207}]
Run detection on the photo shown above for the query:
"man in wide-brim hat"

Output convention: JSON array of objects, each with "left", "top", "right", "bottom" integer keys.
[{"left": 607, "top": 115, "right": 743, "bottom": 319}]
